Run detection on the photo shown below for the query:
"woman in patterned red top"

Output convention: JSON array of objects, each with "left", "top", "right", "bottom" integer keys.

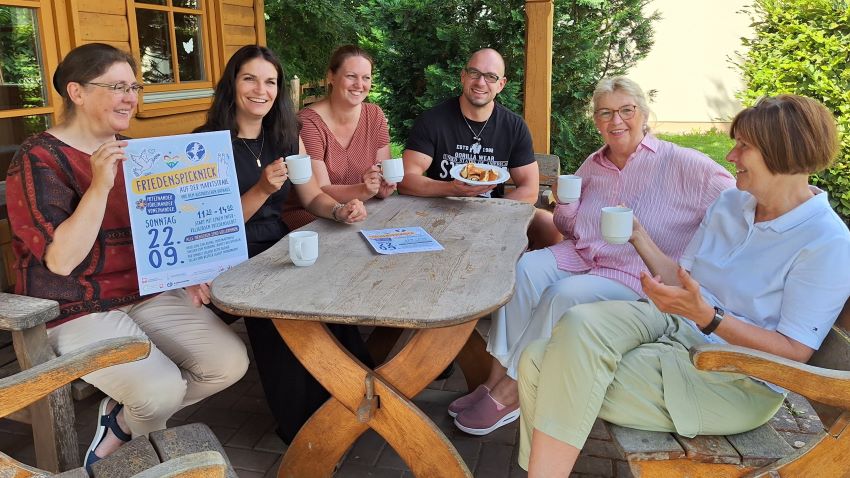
[
  {"left": 282, "top": 45, "right": 394, "bottom": 230},
  {"left": 4, "top": 43, "right": 249, "bottom": 471}
]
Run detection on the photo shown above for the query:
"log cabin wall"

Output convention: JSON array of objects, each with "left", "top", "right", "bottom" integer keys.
[{"left": 55, "top": 0, "right": 266, "bottom": 138}]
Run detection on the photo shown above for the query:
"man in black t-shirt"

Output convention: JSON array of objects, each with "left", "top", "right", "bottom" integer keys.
[
  {"left": 399, "top": 48, "right": 561, "bottom": 248},
  {"left": 400, "top": 48, "right": 539, "bottom": 201}
]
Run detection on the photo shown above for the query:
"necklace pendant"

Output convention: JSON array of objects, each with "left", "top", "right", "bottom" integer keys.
[{"left": 256, "top": 159, "right": 261, "bottom": 168}]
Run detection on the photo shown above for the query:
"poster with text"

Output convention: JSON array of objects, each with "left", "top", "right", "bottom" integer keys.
[{"left": 123, "top": 130, "right": 248, "bottom": 295}]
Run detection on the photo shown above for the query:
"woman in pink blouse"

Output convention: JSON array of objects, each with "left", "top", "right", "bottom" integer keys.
[
  {"left": 450, "top": 76, "right": 736, "bottom": 436},
  {"left": 282, "top": 45, "right": 394, "bottom": 230}
]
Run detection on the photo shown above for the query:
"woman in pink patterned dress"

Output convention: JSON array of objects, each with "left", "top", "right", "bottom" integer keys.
[{"left": 282, "top": 45, "right": 394, "bottom": 230}]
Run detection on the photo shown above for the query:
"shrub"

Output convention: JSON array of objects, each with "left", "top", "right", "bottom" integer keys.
[{"left": 735, "top": 0, "right": 850, "bottom": 223}]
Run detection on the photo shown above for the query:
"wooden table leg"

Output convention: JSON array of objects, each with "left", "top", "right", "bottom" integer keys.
[
  {"left": 273, "top": 319, "right": 478, "bottom": 478},
  {"left": 456, "top": 330, "right": 491, "bottom": 393}
]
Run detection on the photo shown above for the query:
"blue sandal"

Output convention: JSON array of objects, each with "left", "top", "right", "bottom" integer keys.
[{"left": 84, "top": 397, "right": 131, "bottom": 472}]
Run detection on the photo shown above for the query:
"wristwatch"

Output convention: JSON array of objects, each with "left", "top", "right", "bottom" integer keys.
[{"left": 701, "top": 306, "right": 724, "bottom": 335}]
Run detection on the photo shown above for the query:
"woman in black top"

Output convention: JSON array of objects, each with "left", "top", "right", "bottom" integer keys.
[{"left": 194, "top": 45, "right": 373, "bottom": 443}]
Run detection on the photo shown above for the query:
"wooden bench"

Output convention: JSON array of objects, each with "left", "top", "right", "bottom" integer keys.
[
  {"left": 504, "top": 152, "right": 560, "bottom": 209},
  {"left": 606, "top": 297, "right": 850, "bottom": 477},
  {"left": 0, "top": 336, "right": 234, "bottom": 478}
]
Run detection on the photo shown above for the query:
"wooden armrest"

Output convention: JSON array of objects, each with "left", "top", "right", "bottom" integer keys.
[
  {"left": 130, "top": 451, "right": 227, "bottom": 478},
  {"left": 0, "top": 292, "right": 60, "bottom": 331},
  {"left": 690, "top": 343, "right": 850, "bottom": 411},
  {"left": 0, "top": 336, "right": 150, "bottom": 417}
]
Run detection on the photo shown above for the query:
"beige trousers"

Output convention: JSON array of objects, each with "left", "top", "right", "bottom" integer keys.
[
  {"left": 47, "top": 289, "right": 249, "bottom": 436},
  {"left": 517, "top": 300, "right": 785, "bottom": 469}
]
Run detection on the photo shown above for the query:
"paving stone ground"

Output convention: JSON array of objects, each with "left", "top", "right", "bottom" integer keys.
[{"left": 1, "top": 320, "right": 632, "bottom": 477}]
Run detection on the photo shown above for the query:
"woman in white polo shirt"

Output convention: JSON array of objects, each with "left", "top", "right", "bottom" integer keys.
[{"left": 518, "top": 94, "right": 850, "bottom": 476}]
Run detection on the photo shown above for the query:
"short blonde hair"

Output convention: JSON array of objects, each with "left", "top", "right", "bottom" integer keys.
[
  {"left": 592, "top": 76, "right": 650, "bottom": 131},
  {"left": 730, "top": 95, "right": 838, "bottom": 174}
]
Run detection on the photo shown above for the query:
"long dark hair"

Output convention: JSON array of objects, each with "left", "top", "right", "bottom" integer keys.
[
  {"left": 53, "top": 43, "right": 137, "bottom": 119},
  {"left": 196, "top": 45, "right": 299, "bottom": 150}
]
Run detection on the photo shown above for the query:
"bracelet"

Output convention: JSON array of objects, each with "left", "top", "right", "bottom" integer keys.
[{"left": 331, "top": 203, "right": 345, "bottom": 223}]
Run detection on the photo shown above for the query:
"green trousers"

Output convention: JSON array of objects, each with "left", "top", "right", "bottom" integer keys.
[{"left": 517, "top": 300, "right": 785, "bottom": 469}]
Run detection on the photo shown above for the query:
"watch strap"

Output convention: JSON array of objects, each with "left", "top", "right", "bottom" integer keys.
[{"left": 701, "top": 306, "right": 724, "bottom": 335}]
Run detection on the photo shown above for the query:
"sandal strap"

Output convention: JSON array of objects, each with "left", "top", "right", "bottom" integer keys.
[{"left": 100, "top": 403, "right": 132, "bottom": 442}]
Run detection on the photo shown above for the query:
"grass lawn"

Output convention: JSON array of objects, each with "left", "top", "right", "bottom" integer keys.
[{"left": 657, "top": 130, "right": 736, "bottom": 174}]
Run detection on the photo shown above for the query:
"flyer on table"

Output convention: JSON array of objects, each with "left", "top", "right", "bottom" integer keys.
[
  {"left": 123, "top": 130, "right": 248, "bottom": 295},
  {"left": 361, "top": 227, "right": 444, "bottom": 254}
]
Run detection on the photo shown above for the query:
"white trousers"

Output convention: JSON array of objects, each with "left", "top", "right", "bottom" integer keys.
[
  {"left": 487, "top": 248, "right": 639, "bottom": 378},
  {"left": 47, "top": 289, "right": 249, "bottom": 436}
]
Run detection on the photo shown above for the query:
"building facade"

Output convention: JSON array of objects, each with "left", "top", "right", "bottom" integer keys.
[{"left": 0, "top": 0, "right": 266, "bottom": 181}]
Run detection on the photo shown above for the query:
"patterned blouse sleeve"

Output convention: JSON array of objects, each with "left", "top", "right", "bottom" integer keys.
[{"left": 6, "top": 142, "right": 77, "bottom": 263}]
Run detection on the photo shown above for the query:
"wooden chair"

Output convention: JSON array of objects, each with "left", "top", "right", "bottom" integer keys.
[
  {"left": 0, "top": 290, "right": 80, "bottom": 473},
  {"left": 0, "top": 336, "right": 231, "bottom": 478},
  {"left": 504, "top": 152, "right": 561, "bottom": 209},
  {"left": 607, "top": 296, "right": 850, "bottom": 477},
  {"left": 0, "top": 178, "right": 104, "bottom": 472},
  {"left": 0, "top": 179, "right": 82, "bottom": 472}
]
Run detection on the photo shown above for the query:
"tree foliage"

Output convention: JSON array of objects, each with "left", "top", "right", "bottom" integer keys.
[
  {"left": 264, "top": 0, "right": 362, "bottom": 82},
  {"left": 736, "top": 0, "right": 850, "bottom": 223},
  {"left": 0, "top": 6, "right": 45, "bottom": 109},
  {"left": 359, "top": 0, "right": 658, "bottom": 173},
  {"left": 265, "top": 0, "right": 657, "bottom": 173}
]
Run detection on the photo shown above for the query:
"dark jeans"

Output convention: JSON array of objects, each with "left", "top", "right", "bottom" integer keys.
[
  {"left": 243, "top": 317, "right": 374, "bottom": 444},
  {"left": 210, "top": 238, "right": 374, "bottom": 443}
]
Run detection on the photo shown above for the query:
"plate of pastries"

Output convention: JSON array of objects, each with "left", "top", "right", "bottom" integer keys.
[{"left": 449, "top": 162, "right": 509, "bottom": 185}]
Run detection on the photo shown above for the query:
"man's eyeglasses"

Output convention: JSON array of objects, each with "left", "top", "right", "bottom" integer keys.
[
  {"left": 594, "top": 105, "right": 638, "bottom": 121},
  {"left": 86, "top": 82, "right": 144, "bottom": 95},
  {"left": 464, "top": 67, "right": 502, "bottom": 84}
]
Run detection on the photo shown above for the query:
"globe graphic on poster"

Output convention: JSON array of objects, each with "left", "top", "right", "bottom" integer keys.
[{"left": 186, "top": 142, "right": 206, "bottom": 163}]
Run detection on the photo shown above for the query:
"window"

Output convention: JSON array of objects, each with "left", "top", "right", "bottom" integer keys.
[
  {"left": 131, "top": 0, "right": 214, "bottom": 114},
  {"left": 0, "top": 3, "right": 55, "bottom": 180}
]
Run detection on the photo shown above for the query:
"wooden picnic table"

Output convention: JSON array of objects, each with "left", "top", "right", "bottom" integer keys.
[{"left": 210, "top": 195, "right": 534, "bottom": 478}]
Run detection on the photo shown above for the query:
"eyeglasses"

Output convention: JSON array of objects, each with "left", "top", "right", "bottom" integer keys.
[
  {"left": 86, "top": 82, "right": 144, "bottom": 95},
  {"left": 463, "top": 67, "right": 502, "bottom": 84},
  {"left": 594, "top": 105, "right": 638, "bottom": 121}
]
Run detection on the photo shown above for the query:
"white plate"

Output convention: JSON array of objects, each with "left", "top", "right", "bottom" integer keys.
[{"left": 449, "top": 163, "right": 510, "bottom": 185}]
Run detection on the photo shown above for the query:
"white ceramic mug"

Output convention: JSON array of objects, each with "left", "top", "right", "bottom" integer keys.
[
  {"left": 289, "top": 231, "right": 318, "bottom": 266},
  {"left": 285, "top": 154, "right": 313, "bottom": 185},
  {"left": 557, "top": 175, "right": 582, "bottom": 203},
  {"left": 600, "top": 207, "right": 633, "bottom": 244},
  {"left": 380, "top": 158, "right": 405, "bottom": 183}
]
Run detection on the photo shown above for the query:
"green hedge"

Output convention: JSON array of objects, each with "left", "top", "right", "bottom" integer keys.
[{"left": 736, "top": 0, "right": 850, "bottom": 223}]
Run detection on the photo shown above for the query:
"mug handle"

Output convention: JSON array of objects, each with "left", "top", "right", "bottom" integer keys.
[{"left": 295, "top": 240, "right": 303, "bottom": 261}]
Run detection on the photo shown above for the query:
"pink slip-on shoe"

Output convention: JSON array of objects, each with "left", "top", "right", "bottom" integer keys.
[
  {"left": 447, "top": 384, "right": 490, "bottom": 418},
  {"left": 454, "top": 393, "right": 519, "bottom": 436}
]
